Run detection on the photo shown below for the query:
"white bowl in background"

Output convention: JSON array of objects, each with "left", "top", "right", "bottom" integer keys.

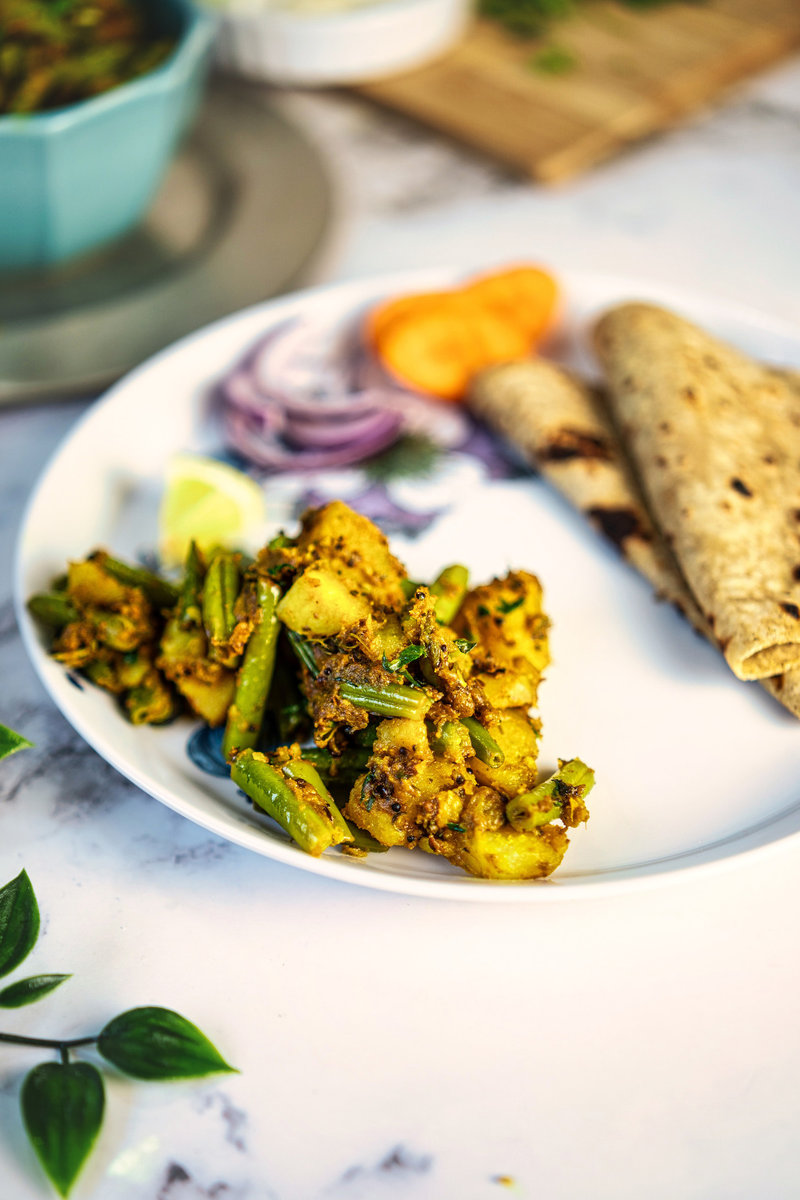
[{"left": 210, "top": 0, "right": 472, "bottom": 86}]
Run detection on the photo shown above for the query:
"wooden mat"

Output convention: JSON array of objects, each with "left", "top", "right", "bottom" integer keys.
[{"left": 356, "top": 0, "right": 800, "bottom": 181}]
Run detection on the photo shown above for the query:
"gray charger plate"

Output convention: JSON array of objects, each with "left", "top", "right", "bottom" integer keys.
[{"left": 0, "top": 78, "right": 331, "bottom": 406}]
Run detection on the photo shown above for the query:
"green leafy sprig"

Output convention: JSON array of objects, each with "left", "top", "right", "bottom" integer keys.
[
  {"left": 454, "top": 638, "right": 477, "bottom": 654},
  {"left": 0, "top": 731, "right": 235, "bottom": 1197},
  {"left": 382, "top": 644, "right": 426, "bottom": 686},
  {"left": 363, "top": 434, "right": 441, "bottom": 484},
  {"left": 480, "top": 0, "right": 694, "bottom": 40},
  {"left": 0, "top": 867, "right": 236, "bottom": 1197}
]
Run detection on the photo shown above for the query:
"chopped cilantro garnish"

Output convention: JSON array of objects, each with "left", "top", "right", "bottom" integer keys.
[
  {"left": 454, "top": 638, "right": 477, "bottom": 654},
  {"left": 498, "top": 596, "right": 524, "bottom": 614},
  {"left": 383, "top": 645, "right": 426, "bottom": 672},
  {"left": 363, "top": 434, "right": 441, "bottom": 483},
  {"left": 529, "top": 45, "right": 577, "bottom": 75},
  {"left": 382, "top": 645, "right": 426, "bottom": 686},
  {"left": 362, "top": 772, "right": 375, "bottom": 811}
]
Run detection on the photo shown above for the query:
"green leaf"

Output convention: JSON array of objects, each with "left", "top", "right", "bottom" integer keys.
[
  {"left": 21, "top": 1061, "right": 105, "bottom": 1198},
  {"left": 0, "top": 723, "right": 32, "bottom": 761},
  {"left": 363, "top": 434, "right": 441, "bottom": 483},
  {"left": 97, "top": 1007, "right": 236, "bottom": 1080},
  {"left": 382, "top": 645, "right": 425, "bottom": 673},
  {"left": 0, "top": 974, "right": 71, "bottom": 1009},
  {"left": 529, "top": 44, "right": 578, "bottom": 75},
  {"left": 454, "top": 638, "right": 477, "bottom": 654},
  {"left": 287, "top": 630, "right": 320, "bottom": 678},
  {"left": 498, "top": 596, "right": 524, "bottom": 614},
  {"left": 0, "top": 870, "right": 40, "bottom": 979}
]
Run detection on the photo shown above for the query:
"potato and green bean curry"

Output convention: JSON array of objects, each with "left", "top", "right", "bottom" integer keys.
[
  {"left": 29, "top": 501, "right": 594, "bottom": 880},
  {"left": 0, "top": 0, "right": 174, "bottom": 114}
]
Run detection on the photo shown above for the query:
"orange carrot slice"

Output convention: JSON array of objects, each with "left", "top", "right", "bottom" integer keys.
[
  {"left": 366, "top": 265, "right": 560, "bottom": 401},
  {"left": 374, "top": 303, "right": 486, "bottom": 402},
  {"left": 464, "top": 265, "right": 559, "bottom": 342},
  {"left": 469, "top": 306, "right": 531, "bottom": 366},
  {"left": 375, "top": 302, "right": 531, "bottom": 402},
  {"left": 366, "top": 291, "right": 467, "bottom": 348}
]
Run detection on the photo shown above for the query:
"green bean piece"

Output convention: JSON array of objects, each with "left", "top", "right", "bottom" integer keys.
[
  {"left": 430, "top": 564, "right": 469, "bottom": 625},
  {"left": 203, "top": 552, "right": 240, "bottom": 665},
  {"left": 178, "top": 541, "right": 204, "bottom": 630},
  {"left": 231, "top": 751, "right": 351, "bottom": 856},
  {"left": 92, "top": 610, "right": 142, "bottom": 652},
  {"left": 124, "top": 674, "right": 176, "bottom": 725},
  {"left": 301, "top": 746, "right": 372, "bottom": 786},
  {"left": 461, "top": 716, "right": 505, "bottom": 768},
  {"left": 287, "top": 630, "right": 320, "bottom": 677},
  {"left": 343, "top": 820, "right": 390, "bottom": 854},
  {"left": 27, "top": 592, "right": 78, "bottom": 629},
  {"left": 97, "top": 553, "right": 179, "bottom": 610},
  {"left": 282, "top": 758, "right": 352, "bottom": 845},
  {"left": 277, "top": 697, "right": 309, "bottom": 744},
  {"left": 222, "top": 580, "right": 281, "bottom": 761},
  {"left": 117, "top": 649, "right": 151, "bottom": 690},
  {"left": 506, "top": 759, "right": 595, "bottom": 832},
  {"left": 84, "top": 659, "right": 119, "bottom": 692},
  {"left": 159, "top": 613, "right": 206, "bottom": 663},
  {"left": 353, "top": 724, "right": 379, "bottom": 749},
  {"left": 339, "top": 680, "right": 432, "bottom": 722},
  {"left": 270, "top": 653, "right": 310, "bottom": 744},
  {"left": 430, "top": 719, "right": 472, "bottom": 759}
]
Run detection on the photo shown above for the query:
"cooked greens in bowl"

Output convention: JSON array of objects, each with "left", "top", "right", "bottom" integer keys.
[
  {"left": 0, "top": 0, "right": 214, "bottom": 269},
  {"left": 0, "top": 0, "right": 176, "bottom": 114}
]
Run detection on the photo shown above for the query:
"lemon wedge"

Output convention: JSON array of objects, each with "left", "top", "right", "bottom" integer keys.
[{"left": 158, "top": 454, "right": 266, "bottom": 568}]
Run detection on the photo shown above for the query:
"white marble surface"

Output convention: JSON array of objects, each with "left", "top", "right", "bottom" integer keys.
[{"left": 3, "top": 52, "right": 800, "bottom": 1200}]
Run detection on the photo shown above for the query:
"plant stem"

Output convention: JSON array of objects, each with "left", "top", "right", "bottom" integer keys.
[{"left": 0, "top": 1032, "right": 98, "bottom": 1051}]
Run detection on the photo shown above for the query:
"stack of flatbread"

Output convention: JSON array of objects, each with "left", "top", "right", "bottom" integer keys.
[{"left": 468, "top": 302, "right": 800, "bottom": 719}]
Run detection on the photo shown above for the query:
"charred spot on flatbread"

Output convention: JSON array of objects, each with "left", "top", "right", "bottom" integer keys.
[
  {"left": 781, "top": 602, "right": 800, "bottom": 619},
  {"left": 731, "top": 478, "right": 753, "bottom": 497},
  {"left": 586, "top": 506, "right": 649, "bottom": 549},
  {"left": 537, "top": 428, "right": 613, "bottom": 462}
]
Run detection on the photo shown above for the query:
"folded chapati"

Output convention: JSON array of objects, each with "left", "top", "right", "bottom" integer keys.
[
  {"left": 468, "top": 358, "right": 710, "bottom": 632},
  {"left": 593, "top": 303, "right": 800, "bottom": 682},
  {"left": 468, "top": 356, "right": 800, "bottom": 719}
]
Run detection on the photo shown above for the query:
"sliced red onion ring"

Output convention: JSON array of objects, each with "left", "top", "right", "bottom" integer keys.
[
  {"left": 219, "top": 312, "right": 469, "bottom": 472},
  {"left": 282, "top": 408, "right": 401, "bottom": 449},
  {"left": 222, "top": 370, "right": 287, "bottom": 434},
  {"left": 224, "top": 406, "right": 402, "bottom": 471},
  {"left": 250, "top": 316, "right": 353, "bottom": 401}
]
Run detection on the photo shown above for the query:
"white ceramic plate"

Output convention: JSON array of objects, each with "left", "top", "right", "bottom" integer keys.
[{"left": 15, "top": 268, "right": 800, "bottom": 900}]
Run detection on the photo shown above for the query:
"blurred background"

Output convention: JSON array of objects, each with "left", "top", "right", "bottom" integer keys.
[{"left": 1, "top": 0, "right": 799, "bottom": 405}]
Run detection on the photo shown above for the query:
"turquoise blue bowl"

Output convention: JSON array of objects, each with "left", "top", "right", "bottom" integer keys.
[{"left": 0, "top": 1, "right": 215, "bottom": 271}]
